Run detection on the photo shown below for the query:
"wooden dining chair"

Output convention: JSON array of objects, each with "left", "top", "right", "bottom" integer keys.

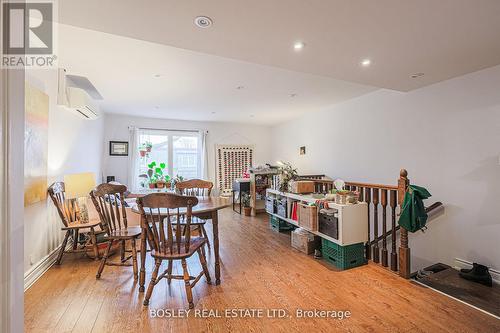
[
  {"left": 48, "top": 182, "right": 101, "bottom": 265},
  {"left": 175, "top": 179, "right": 213, "bottom": 248},
  {"left": 90, "top": 183, "right": 141, "bottom": 279},
  {"left": 137, "top": 193, "right": 211, "bottom": 308}
]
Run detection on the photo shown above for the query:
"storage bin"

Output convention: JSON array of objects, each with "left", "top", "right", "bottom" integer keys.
[
  {"left": 297, "top": 203, "right": 318, "bottom": 231},
  {"left": 291, "top": 229, "right": 320, "bottom": 254},
  {"left": 265, "top": 196, "right": 276, "bottom": 214},
  {"left": 269, "top": 214, "right": 294, "bottom": 232},
  {"left": 322, "top": 239, "right": 366, "bottom": 270},
  {"left": 318, "top": 209, "right": 339, "bottom": 240},
  {"left": 277, "top": 198, "right": 287, "bottom": 218}
]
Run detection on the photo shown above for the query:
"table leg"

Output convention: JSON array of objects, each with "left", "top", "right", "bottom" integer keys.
[
  {"left": 211, "top": 210, "right": 221, "bottom": 285},
  {"left": 239, "top": 191, "right": 242, "bottom": 214},
  {"left": 139, "top": 215, "right": 147, "bottom": 292}
]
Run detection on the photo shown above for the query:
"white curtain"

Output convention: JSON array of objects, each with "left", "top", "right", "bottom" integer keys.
[
  {"left": 127, "top": 126, "right": 139, "bottom": 192},
  {"left": 199, "top": 130, "right": 209, "bottom": 180}
]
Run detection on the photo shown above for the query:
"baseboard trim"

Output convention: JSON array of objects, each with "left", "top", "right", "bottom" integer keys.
[
  {"left": 24, "top": 240, "right": 75, "bottom": 291},
  {"left": 24, "top": 246, "right": 61, "bottom": 291},
  {"left": 453, "top": 258, "right": 500, "bottom": 284}
]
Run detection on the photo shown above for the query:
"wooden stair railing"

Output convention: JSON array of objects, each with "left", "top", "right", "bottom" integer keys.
[
  {"left": 370, "top": 202, "right": 444, "bottom": 245},
  {"left": 305, "top": 169, "right": 442, "bottom": 279},
  {"left": 298, "top": 175, "right": 334, "bottom": 193}
]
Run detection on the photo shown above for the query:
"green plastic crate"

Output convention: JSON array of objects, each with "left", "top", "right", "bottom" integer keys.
[
  {"left": 269, "top": 215, "right": 294, "bottom": 232},
  {"left": 322, "top": 239, "right": 367, "bottom": 270}
]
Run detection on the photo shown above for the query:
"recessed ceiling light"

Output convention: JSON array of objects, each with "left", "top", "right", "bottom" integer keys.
[
  {"left": 236, "top": 85, "right": 245, "bottom": 90},
  {"left": 194, "top": 16, "right": 213, "bottom": 28},
  {"left": 411, "top": 72, "right": 425, "bottom": 78},
  {"left": 293, "top": 41, "right": 305, "bottom": 51},
  {"left": 250, "top": 114, "right": 254, "bottom": 118},
  {"left": 361, "top": 59, "right": 371, "bottom": 67},
  {"left": 290, "top": 93, "right": 297, "bottom": 98}
]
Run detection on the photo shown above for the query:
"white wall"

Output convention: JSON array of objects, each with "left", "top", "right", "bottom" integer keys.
[
  {"left": 103, "top": 114, "right": 273, "bottom": 190},
  {"left": 24, "top": 69, "right": 104, "bottom": 274},
  {"left": 272, "top": 65, "right": 500, "bottom": 271}
]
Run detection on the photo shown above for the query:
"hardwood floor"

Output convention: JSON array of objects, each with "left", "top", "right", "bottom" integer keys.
[{"left": 25, "top": 208, "right": 500, "bottom": 333}]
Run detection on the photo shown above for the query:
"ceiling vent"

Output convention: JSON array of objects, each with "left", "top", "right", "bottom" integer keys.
[{"left": 194, "top": 16, "right": 213, "bottom": 28}]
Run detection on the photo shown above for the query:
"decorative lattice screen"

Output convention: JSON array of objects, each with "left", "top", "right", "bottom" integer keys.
[{"left": 215, "top": 144, "right": 254, "bottom": 195}]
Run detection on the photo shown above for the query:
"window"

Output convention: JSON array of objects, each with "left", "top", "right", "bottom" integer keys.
[{"left": 135, "top": 129, "right": 201, "bottom": 189}]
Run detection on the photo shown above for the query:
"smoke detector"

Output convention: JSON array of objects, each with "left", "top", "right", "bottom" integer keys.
[{"left": 194, "top": 16, "right": 213, "bottom": 28}]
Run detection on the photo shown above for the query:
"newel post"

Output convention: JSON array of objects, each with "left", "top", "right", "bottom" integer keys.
[{"left": 398, "top": 169, "right": 411, "bottom": 278}]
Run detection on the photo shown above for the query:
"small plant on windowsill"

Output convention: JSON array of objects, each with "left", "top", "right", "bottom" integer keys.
[
  {"left": 139, "top": 167, "right": 155, "bottom": 188},
  {"left": 171, "top": 174, "right": 185, "bottom": 192},
  {"left": 241, "top": 192, "right": 252, "bottom": 216},
  {"left": 153, "top": 162, "right": 170, "bottom": 189}
]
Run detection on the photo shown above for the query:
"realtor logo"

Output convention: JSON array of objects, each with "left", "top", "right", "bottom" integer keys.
[{"left": 2, "top": 1, "right": 57, "bottom": 68}]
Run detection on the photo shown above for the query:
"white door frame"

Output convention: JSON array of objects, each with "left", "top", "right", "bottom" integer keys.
[
  {"left": 1, "top": 1, "right": 26, "bottom": 330},
  {"left": 0, "top": 68, "right": 26, "bottom": 333}
]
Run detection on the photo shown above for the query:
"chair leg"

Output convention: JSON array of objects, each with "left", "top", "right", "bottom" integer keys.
[
  {"left": 144, "top": 259, "right": 161, "bottom": 306},
  {"left": 198, "top": 248, "right": 211, "bottom": 284},
  {"left": 96, "top": 240, "right": 113, "bottom": 279},
  {"left": 167, "top": 259, "right": 173, "bottom": 284},
  {"left": 201, "top": 225, "right": 211, "bottom": 250},
  {"left": 131, "top": 238, "right": 138, "bottom": 280},
  {"left": 90, "top": 227, "right": 99, "bottom": 260},
  {"left": 73, "top": 229, "right": 79, "bottom": 251},
  {"left": 56, "top": 230, "right": 71, "bottom": 265},
  {"left": 181, "top": 259, "right": 194, "bottom": 309},
  {"left": 120, "top": 239, "right": 126, "bottom": 262}
]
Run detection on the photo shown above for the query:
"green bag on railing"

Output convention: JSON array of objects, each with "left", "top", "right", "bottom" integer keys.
[{"left": 398, "top": 185, "right": 432, "bottom": 233}]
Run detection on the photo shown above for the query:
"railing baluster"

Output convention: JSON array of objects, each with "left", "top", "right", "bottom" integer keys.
[
  {"left": 390, "top": 189, "right": 398, "bottom": 271},
  {"left": 381, "top": 189, "right": 388, "bottom": 267},
  {"left": 364, "top": 187, "right": 372, "bottom": 260},
  {"left": 372, "top": 188, "right": 380, "bottom": 263}
]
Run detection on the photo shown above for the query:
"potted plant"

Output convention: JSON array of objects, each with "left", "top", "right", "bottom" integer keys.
[
  {"left": 139, "top": 161, "right": 166, "bottom": 189},
  {"left": 277, "top": 161, "right": 298, "bottom": 193},
  {"left": 145, "top": 141, "right": 153, "bottom": 152},
  {"left": 153, "top": 162, "right": 168, "bottom": 188},
  {"left": 139, "top": 144, "right": 147, "bottom": 157},
  {"left": 241, "top": 192, "right": 252, "bottom": 216}
]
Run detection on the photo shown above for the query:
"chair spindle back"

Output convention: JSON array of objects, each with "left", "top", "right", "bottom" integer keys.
[
  {"left": 175, "top": 179, "right": 213, "bottom": 197},
  {"left": 48, "top": 182, "right": 79, "bottom": 226},
  {"left": 90, "top": 183, "right": 129, "bottom": 234},
  {"left": 136, "top": 193, "right": 198, "bottom": 255}
]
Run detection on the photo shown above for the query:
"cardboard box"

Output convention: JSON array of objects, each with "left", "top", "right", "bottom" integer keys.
[{"left": 289, "top": 180, "right": 315, "bottom": 194}]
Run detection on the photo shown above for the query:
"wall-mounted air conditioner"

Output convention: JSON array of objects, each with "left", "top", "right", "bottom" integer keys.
[
  {"left": 57, "top": 68, "right": 103, "bottom": 120},
  {"left": 67, "top": 87, "right": 100, "bottom": 120}
]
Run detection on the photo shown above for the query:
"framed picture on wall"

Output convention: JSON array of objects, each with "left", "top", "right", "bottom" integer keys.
[{"left": 109, "top": 141, "right": 129, "bottom": 156}]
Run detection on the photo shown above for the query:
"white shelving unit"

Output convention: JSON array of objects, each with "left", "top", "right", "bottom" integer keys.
[{"left": 266, "top": 188, "right": 368, "bottom": 246}]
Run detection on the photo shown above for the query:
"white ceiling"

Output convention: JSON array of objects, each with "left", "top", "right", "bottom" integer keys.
[
  {"left": 58, "top": 24, "right": 376, "bottom": 125},
  {"left": 58, "top": 0, "right": 500, "bottom": 92}
]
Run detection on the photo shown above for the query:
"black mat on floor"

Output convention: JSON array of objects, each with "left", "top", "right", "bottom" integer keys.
[{"left": 416, "top": 267, "right": 500, "bottom": 317}]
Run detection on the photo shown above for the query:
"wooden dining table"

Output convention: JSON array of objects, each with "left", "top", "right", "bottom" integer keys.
[{"left": 130, "top": 195, "right": 231, "bottom": 291}]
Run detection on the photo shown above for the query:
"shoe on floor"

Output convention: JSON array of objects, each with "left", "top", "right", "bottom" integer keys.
[{"left": 459, "top": 263, "right": 493, "bottom": 287}]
